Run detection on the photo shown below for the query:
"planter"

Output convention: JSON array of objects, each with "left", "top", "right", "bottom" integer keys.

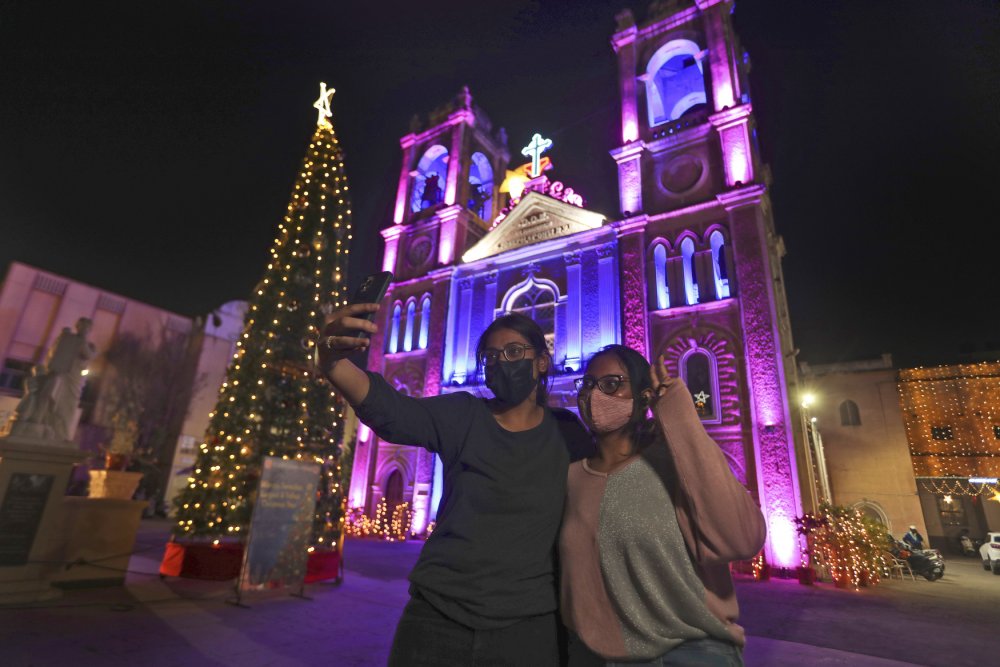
[
  {"left": 160, "top": 541, "right": 245, "bottom": 580},
  {"left": 160, "top": 541, "right": 343, "bottom": 584},
  {"left": 88, "top": 470, "right": 143, "bottom": 500},
  {"left": 797, "top": 565, "right": 816, "bottom": 586},
  {"left": 305, "top": 549, "right": 344, "bottom": 584}
]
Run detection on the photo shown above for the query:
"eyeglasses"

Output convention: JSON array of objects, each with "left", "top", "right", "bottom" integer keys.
[
  {"left": 574, "top": 374, "right": 629, "bottom": 395},
  {"left": 480, "top": 343, "right": 535, "bottom": 367}
]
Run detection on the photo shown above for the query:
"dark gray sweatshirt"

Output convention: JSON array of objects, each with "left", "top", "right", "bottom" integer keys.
[{"left": 355, "top": 371, "right": 591, "bottom": 629}]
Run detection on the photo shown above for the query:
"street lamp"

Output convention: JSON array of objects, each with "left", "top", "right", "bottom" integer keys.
[{"left": 799, "top": 394, "right": 831, "bottom": 504}]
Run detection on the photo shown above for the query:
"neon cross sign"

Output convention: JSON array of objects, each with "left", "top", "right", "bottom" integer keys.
[{"left": 521, "top": 133, "right": 553, "bottom": 178}]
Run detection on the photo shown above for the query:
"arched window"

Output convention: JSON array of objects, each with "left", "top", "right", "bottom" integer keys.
[
  {"left": 680, "top": 237, "right": 699, "bottom": 305},
  {"left": 468, "top": 152, "right": 494, "bottom": 219},
  {"left": 418, "top": 296, "right": 431, "bottom": 349},
  {"left": 682, "top": 350, "right": 718, "bottom": 421},
  {"left": 410, "top": 145, "right": 449, "bottom": 213},
  {"left": 653, "top": 244, "right": 670, "bottom": 309},
  {"left": 384, "top": 469, "right": 405, "bottom": 519},
  {"left": 506, "top": 282, "right": 557, "bottom": 356},
  {"left": 403, "top": 300, "right": 416, "bottom": 352},
  {"left": 387, "top": 303, "right": 401, "bottom": 353},
  {"left": 840, "top": 400, "right": 861, "bottom": 426},
  {"left": 710, "top": 231, "right": 731, "bottom": 299},
  {"left": 645, "top": 39, "right": 708, "bottom": 127}
]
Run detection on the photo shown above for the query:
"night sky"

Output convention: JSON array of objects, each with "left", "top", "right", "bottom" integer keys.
[{"left": 1, "top": 1, "right": 998, "bottom": 366}]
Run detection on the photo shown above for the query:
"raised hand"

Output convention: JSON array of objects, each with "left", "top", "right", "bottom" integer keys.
[
  {"left": 316, "top": 303, "right": 379, "bottom": 370},
  {"left": 649, "top": 354, "right": 676, "bottom": 397}
]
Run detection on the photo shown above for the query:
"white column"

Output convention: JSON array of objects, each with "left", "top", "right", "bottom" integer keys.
[
  {"left": 597, "top": 244, "right": 618, "bottom": 348},
  {"left": 563, "top": 252, "right": 582, "bottom": 372},
  {"left": 482, "top": 271, "right": 498, "bottom": 331},
  {"left": 454, "top": 278, "right": 474, "bottom": 384}
]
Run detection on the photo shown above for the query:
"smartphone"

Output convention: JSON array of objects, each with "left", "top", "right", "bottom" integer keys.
[{"left": 349, "top": 271, "right": 393, "bottom": 339}]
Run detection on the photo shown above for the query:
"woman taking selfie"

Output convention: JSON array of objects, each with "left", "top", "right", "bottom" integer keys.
[
  {"left": 561, "top": 345, "right": 766, "bottom": 667},
  {"left": 317, "top": 303, "right": 590, "bottom": 666}
]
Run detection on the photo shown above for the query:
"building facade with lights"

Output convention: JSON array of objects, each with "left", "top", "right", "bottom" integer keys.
[
  {"left": 800, "top": 356, "right": 1000, "bottom": 550},
  {"left": 899, "top": 362, "right": 1000, "bottom": 546},
  {"left": 349, "top": 0, "right": 811, "bottom": 569}
]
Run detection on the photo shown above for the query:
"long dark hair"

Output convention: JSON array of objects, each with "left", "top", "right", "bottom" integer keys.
[
  {"left": 588, "top": 344, "right": 657, "bottom": 449},
  {"left": 474, "top": 312, "right": 551, "bottom": 405}
]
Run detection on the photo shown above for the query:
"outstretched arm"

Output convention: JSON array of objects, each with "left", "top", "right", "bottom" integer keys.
[
  {"left": 650, "top": 356, "right": 766, "bottom": 564},
  {"left": 315, "top": 303, "right": 466, "bottom": 454}
]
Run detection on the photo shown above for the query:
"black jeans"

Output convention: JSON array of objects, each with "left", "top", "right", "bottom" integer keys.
[{"left": 388, "top": 593, "right": 561, "bottom": 666}]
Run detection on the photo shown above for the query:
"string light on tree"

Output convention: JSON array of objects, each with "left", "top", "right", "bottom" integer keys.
[{"left": 171, "top": 82, "right": 356, "bottom": 552}]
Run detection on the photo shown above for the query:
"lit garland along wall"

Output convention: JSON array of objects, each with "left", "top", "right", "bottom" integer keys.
[
  {"left": 898, "top": 361, "right": 1000, "bottom": 478},
  {"left": 171, "top": 85, "right": 354, "bottom": 549}
]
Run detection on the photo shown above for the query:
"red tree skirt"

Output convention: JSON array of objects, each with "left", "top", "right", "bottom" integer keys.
[{"left": 159, "top": 542, "right": 343, "bottom": 584}]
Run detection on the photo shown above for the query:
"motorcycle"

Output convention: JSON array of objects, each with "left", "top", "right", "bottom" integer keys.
[
  {"left": 959, "top": 534, "right": 981, "bottom": 557},
  {"left": 897, "top": 543, "right": 945, "bottom": 581}
]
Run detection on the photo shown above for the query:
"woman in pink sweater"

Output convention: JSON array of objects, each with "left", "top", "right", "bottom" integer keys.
[{"left": 560, "top": 345, "right": 766, "bottom": 666}]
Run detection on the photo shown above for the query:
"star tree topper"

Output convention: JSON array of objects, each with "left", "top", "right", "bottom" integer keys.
[{"left": 313, "top": 82, "right": 336, "bottom": 128}]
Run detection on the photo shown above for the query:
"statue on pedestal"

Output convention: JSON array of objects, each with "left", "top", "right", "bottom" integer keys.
[{"left": 3, "top": 318, "right": 96, "bottom": 442}]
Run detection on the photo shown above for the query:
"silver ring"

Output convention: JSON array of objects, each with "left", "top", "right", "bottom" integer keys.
[{"left": 323, "top": 336, "right": 335, "bottom": 349}]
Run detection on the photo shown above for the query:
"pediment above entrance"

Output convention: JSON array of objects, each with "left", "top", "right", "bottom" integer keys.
[{"left": 461, "top": 191, "right": 606, "bottom": 263}]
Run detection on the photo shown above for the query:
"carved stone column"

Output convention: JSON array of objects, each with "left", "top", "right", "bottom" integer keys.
[{"left": 614, "top": 216, "right": 648, "bottom": 355}]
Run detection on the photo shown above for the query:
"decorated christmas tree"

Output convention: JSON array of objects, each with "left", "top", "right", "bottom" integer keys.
[{"left": 172, "top": 83, "right": 354, "bottom": 551}]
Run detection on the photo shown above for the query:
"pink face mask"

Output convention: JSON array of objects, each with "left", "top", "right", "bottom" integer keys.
[{"left": 584, "top": 388, "right": 635, "bottom": 434}]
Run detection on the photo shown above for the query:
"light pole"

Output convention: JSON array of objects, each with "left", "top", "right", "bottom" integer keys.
[
  {"left": 800, "top": 394, "right": 832, "bottom": 505},
  {"left": 799, "top": 393, "right": 821, "bottom": 511}
]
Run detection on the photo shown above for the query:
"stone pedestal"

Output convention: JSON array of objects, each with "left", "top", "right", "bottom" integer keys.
[
  {"left": 42, "top": 496, "right": 148, "bottom": 587},
  {"left": 0, "top": 434, "right": 86, "bottom": 604},
  {"left": 87, "top": 470, "right": 143, "bottom": 500}
]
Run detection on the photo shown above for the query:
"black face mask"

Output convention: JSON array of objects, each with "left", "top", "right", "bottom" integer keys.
[{"left": 485, "top": 358, "right": 537, "bottom": 405}]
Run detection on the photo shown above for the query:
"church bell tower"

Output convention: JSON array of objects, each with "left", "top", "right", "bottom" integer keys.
[
  {"left": 349, "top": 88, "right": 509, "bottom": 535},
  {"left": 609, "top": 0, "right": 810, "bottom": 571}
]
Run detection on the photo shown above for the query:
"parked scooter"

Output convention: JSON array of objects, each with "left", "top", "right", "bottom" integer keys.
[
  {"left": 897, "top": 542, "right": 945, "bottom": 581},
  {"left": 960, "top": 533, "right": 978, "bottom": 557}
]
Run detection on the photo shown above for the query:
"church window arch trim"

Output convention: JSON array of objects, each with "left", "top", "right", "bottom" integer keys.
[
  {"left": 499, "top": 275, "right": 565, "bottom": 360},
  {"left": 387, "top": 301, "right": 402, "bottom": 354},
  {"left": 708, "top": 229, "right": 731, "bottom": 299},
  {"left": 403, "top": 298, "right": 417, "bottom": 352},
  {"left": 647, "top": 238, "right": 672, "bottom": 310},
  {"left": 418, "top": 294, "right": 432, "bottom": 350},
  {"left": 643, "top": 39, "right": 708, "bottom": 128},
  {"left": 678, "top": 234, "right": 700, "bottom": 306},
  {"left": 468, "top": 151, "right": 495, "bottom": 220},
  {"left": 678, "top": 344, "right": 722, "bottom": 424},
  {"left": 840, "top": 399, "right": 862, "bottom": 427},
  {"left": 410, "top": 144, "right": 449, "bottom": 214}
]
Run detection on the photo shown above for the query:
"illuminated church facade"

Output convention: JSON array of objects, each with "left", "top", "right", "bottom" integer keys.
[{"left": 349, "top": 0, "right": 809, "bottom": 569}]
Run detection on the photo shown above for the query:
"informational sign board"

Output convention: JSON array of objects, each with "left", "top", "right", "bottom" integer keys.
[
  {"left": 0, "top": 473, "right": 55, "bottom": 566},
  {"left": 238, "top": 457, "right": 320, "bottom": 592}
]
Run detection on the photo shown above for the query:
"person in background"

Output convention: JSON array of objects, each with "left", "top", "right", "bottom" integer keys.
[
  {"left": 903, "top": 525, "right": 925, "bottom": 551},
  {"left": 560, "top": 345, "right": 766, "bottom": 667},
  {"left": 317, "top": 305, "right": 591, "bottom": 666}
]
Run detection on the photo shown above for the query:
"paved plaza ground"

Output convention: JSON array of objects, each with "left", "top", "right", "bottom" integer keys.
[{"left": 0, "top": 518, "right": 997, "bottom": 666}]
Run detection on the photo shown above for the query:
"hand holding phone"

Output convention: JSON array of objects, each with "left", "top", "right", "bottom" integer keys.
[
  {"left": 348, "top": 271, "right": 392, "bottom": 339},
  {"left": 316, "top": 272, "right": 393, "bottom": 371}
]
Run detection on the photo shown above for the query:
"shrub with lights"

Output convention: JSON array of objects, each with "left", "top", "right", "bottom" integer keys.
[
  {"left": 171, "top": 83, "right": 354, "bottom": 553},
  {"left": 796, "top": 503, "right": 890, "bottom": 589}
]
